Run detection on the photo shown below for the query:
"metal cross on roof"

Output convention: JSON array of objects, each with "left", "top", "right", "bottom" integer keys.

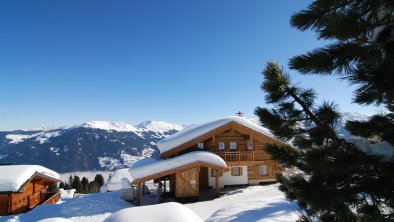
[{"left": 236, "top": 111, "right": 245, "bottom": 117}]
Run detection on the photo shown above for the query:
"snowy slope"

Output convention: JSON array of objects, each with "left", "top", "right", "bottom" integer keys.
[
  {"left": 82, "top": 121, "right": 139, "bottom": 133},
  {"left": 187, "top": 184, "right": 301, "bottom": 222},
  {"left": 335, "top": 113, "right": 394, "bottom": 161},
  {"left": 0, "top": 120, "right": 184, "bottom": 172},
  {"left": 136, "top": 120, "right": 184, "bottom": 134}
]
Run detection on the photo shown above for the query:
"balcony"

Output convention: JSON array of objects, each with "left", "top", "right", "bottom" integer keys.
[{"left": 215, "top": 151, "right": 254, "bottom": 162}]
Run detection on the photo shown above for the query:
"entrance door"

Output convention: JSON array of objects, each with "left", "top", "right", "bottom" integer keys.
[
  {"left": 175, "top": 167, "right": 199, "bottom": 197},
  {"left": 199, "top": 167, "right": 209, "bottom": 190}
]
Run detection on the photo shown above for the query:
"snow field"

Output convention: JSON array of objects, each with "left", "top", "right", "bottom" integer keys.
[{"left": 0, "top": 184, "right": 301, "bottom": 222}]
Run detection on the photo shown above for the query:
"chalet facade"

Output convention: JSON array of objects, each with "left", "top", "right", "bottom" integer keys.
[
  {"left": 129, "top": 116, "right": 286, "bottom": 205},
  {"left": 0, "top": 165, "right": 61, "bottom": 215}
]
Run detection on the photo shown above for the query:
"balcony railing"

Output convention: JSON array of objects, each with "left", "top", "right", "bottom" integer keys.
[
  {"left": 215, "top": 151, "right": 254, "bottom": 162},
  {"left": 42, "top": 192, "right": 61, "bottom": 205}
]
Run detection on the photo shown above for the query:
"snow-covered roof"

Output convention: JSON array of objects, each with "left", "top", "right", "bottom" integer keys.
[
  {"left": 104, "top": 202, "right": 203, "bottom": 222},
  {"left": 0, "top": 165, "right": 60, "bottom": 192},
  {"left": 100, "top": 168, "right": 133, "bottom": 192},
  {"left": 157, "top": 116, "right": 275, "bottom": 154},
  {"left": 129, "top": 151, "right": 227, "bottom": 182}
]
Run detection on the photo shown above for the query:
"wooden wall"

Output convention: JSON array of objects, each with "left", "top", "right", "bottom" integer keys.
[
  {"left": 174, "top": 125, "right": 282, "bottom": 183},
  {"left": 0, "top": 194, "right": 8, "bottom": 215},
  {"left": 247, "top": 160, "right": 278, "bottom": 180},
  {"left": 0, "top": 176, "right": 57, "bottom": 215},
  {"left": 175, "top": 167, "right": 199, "bottom": 197},
  {"left": 182, "top": 127, "right": 277, "bottom": 162}
]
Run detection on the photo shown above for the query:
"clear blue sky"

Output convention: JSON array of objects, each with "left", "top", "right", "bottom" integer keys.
[{"left": 0, "top": 0, "right": 379, "bottom": 130}]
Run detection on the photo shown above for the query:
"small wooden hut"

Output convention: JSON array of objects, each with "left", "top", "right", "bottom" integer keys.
[
  {"left": 129, "top": 151, "right": 229, "bottom": 205},
  {"left": 0, "top": 165, "right": 61, "bottom": 215}
]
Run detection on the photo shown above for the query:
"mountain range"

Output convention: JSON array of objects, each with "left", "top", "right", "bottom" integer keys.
[
  {"left": 0, "top": 120, "right": 183, "bottom": 172},
  {"left": 0, "top": 113, "right": 370, "bottom": 173}
]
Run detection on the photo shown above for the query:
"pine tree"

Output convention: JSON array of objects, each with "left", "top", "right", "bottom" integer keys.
[
  {"left": 89, "top": 181, "right": 99, "bottom": 193},
  {"left": 256, "top": 62, "right": 394, "bottom": 221},
  {"left": 288, "top": 0, "right": 394, "bottom": 148},
  {"left": 72, "top": 175, "right": 83, "bottom": 193},
  {"left": 81, "top": 177, "right": 90, "bottom": 194},
  {"left": 68, "top": 175, "right": 73, "bottom": 186},
  {"left": 94, "top": 174, "right": 105, "bottom": 187},
  {"left": 64, "top": 182, "right": 70, "bottom": 190},
  {"left": 256, "top": 1, "right": 394, "bottom": 220}
]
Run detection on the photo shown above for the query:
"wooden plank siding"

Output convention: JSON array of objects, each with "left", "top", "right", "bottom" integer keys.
[
  {"left": 175, "top": 167, "right": 199, "bottom": 197},
  {"left": 0, "top": 175, "right": 59, "bottom": 215},
  {"left": 132, "top": 161, "right": 229, "bottom": 185},
  {"left": 159, "top": 121, "right": 288, "bottom": 183},
  {"left": 42, "top": 192, "right": 61, "bottom": 205},
  {"left": 0, "top": 194, "right": 8, "bottom": 215},
  {"left": 247, "top": 161, "right": 278, "bottom": 180}
]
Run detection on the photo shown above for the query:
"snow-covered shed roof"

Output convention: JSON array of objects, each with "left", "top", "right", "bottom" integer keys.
[
  {"left": 0, "top": 165, "right": 60, "bottom": 192},
  {"left": 129, "top": 151, "right": 228, "bottom": 184},
  {"left": 100, "top": 168, "right": 133, "bottom": 192},
  {"left": 157, "top": 116, "right": 276, "bottom": 154}
]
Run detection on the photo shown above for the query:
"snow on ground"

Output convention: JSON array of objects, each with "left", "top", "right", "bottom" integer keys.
[
  {"left": 105, "top": 202, "right": 203, "bottom": 222},
  {"left": 1, "top": 191, "right": 131, "bottom": 222},
  {"left": 0, "top": 165, "right": 60, "bottom": 192},
  {"left": 187, "top": 184, "right": 301, "bottom": 222},
  {"left": 37, "top": 217, "right": 74, "bottom": 222},
  {"left": 0, "top": 184, "right": 301, "bottom": 222}
]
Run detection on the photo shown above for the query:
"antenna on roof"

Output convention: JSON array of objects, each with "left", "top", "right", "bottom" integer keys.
[{"left": 236, "top": 111, "right": 245, "bottom": 117}]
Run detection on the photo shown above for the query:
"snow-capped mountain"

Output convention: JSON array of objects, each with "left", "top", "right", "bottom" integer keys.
[
  {"left": 0, "top": 120, "right": 184, "bottom": 172},
  {"left": 81, "top": 121, "right": 139, "bottom": 132},
  {"left": 335, "top": 112, "right": 369, "bottom": 138},
  {"left": 0, "top": 113, "right": 380, "bottom": 173}
]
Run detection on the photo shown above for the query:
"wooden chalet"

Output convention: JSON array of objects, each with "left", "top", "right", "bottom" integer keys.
[
  {"left": 129, "top": 116, "right": 287, "bottom": 205},
  {"left": 0, "top": 165, "right": 61, "bottom": 215}
]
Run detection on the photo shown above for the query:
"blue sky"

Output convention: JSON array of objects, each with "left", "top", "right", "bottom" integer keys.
[{"left": 0, "top": 0, "right": 380, "bottom": 130}]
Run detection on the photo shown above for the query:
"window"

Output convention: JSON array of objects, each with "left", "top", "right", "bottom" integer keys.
[
  {"left": 197, "top": 142, "right": 204, "bottom": 149},
  {"left": 231, "top": 167, "right": 242, "bottom": 176},
  {"left": 229, "top": 142, "right": 237, "bottom": 150},
  {"left": 259, "top": 165, "right": 268, "bottom": 176},
  {"left": 218, "top": 142, "right": 225, "bottom": 150},
  {"left": 248, "top": 142, "right": 254, "bottom": 150}
]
